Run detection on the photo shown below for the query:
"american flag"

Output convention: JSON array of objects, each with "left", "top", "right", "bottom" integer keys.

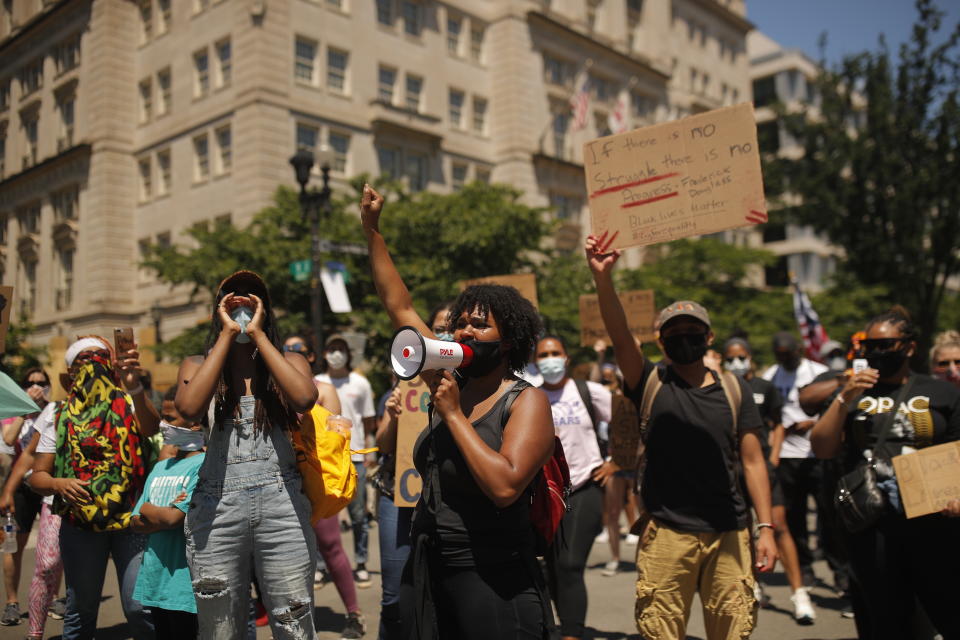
[
  {"left": 569, "top": 68, "right": 591, "bottom": 131},
  {"left": 608, "top": 88, "right": 630, "bottom": 135},
  {"left": 792, "top": 279, "right": 829, "bottom": 362}
]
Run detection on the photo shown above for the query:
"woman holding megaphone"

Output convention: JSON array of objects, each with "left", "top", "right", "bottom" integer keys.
[{"left": 361, "top": 185, "right": 557, "bottom": 640}]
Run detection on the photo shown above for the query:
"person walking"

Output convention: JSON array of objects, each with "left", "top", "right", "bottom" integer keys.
[
  {"left": 174, "top": 270, "right": 320, "bottom": 639},
  {"left": 584, "top": 232, "right": 777, "bottom": 640},
  {"left": 811, "top": 306, "right": 960, "bottom": 639},
  {"left": 535, "top": 335, "right": 612, "bottom": 640}
]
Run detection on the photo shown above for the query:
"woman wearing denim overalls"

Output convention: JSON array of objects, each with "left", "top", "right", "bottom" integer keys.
[{"left": 175, "top": 271, "right": 320, "bottom": 639}]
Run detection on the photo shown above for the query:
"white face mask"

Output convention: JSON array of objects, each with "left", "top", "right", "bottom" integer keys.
[
  {"left": 724, "top": 355, "right": 751, "bottom": 375},
  {"left": 160, "top": 421, "right": 206, "bottom": 451},
  {"left": 230, "top": 306, "right": 253, "bottom": 343},
  {"left": 325, "top": 350, "right": 348, "bottom": 370},
  {"left": 537, "top": 357, "right": 567, "bottom": 385}
]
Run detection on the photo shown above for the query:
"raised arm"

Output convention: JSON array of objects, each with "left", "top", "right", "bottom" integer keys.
[
  {"left": 585, "top": 233, "right": 646, "bottom": 390},
  {"left": 432, "top": 373, "right": 555, "bottom": 508},
  {"left": 117, "top": 344, "right": 160, "bottom": 437},
  {"left": 360, "top": 184, "right": 432, "bottom": 336}
]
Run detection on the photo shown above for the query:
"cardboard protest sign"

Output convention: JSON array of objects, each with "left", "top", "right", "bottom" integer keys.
[
  {"left": 0, "top": 287, "right": 12, "bottom": 354},
  {"left": 460, "top": 274, "right": 539, "bottom": 309},
  {"left": 579, "top": 290, "right": 656, "bottom": 347},
  {"left": 893, "top": 441, "right": 960, "bottom": 519},
  {"left": 393, "top": 378, "right": 432, "bottom": 507},
  {"left": 583, "top": 102, "right": 767, "bottom": 250},
  {"left": 608, "top": 393, "right": 641, "bottom": 471}
]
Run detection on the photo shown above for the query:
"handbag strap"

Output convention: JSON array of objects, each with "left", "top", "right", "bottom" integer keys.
[{"left": 869, "top": 375, "right": 916, "bottom": 456}]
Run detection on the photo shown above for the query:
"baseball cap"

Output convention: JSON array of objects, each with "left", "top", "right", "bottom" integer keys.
[
  {"left": 655, "top": 300, "right": 711, "bottom": 331},
  {"left": 217, "top": 270, "right": 270, "bottom": 306}
]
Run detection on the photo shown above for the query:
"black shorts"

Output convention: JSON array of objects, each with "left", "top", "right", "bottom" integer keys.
[
  {"left": 740, "top": 461, "right": 784, "bottom": 509},
  {"left": 13, "top": 482, "right": 43, "bottom": 534}
]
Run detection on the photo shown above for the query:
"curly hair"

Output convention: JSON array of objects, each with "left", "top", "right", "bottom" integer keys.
[
  {"left": 930, "top": 329, "right": 960, "bottom": 368},
  {"left": 866, "top": 305, "right": 918, "bottom": 341},
  {"left": 448, "top": 284, "right": 542, "bottom": 374}
]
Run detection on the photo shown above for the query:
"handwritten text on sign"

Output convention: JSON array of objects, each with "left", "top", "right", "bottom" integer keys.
[
  {"left": 893, "top": 441, "right": 960, "bottom": 519},
  {"left": 579, "top": 290, "right": 656, "bottom": 347},
  {"left": 393, "top": 378, "right": 431, "bottom": 507},
  {"left": 583, "top": 103, "right": 768, "bottom": 250}
]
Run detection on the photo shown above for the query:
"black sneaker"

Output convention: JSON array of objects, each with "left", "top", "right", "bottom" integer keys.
[
  {"left": 0, "top": 602, "right": 21, "bottom": 626},
  {"left": 340, "top": 612, "right": 366, "bottom": 639},
  {"left": 48, "top": 597, "right": 67, "bottom": 620}
]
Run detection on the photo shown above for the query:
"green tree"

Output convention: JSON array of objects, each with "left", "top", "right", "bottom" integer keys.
[
  {"left": 772, "top": 0, "right": 960, "bottom": 368},
  {"left": 1, "top": 316, "right": 48, "bottom": 382}
]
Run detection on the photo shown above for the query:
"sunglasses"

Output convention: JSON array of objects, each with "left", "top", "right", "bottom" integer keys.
[
  {"left": 861, "top": 338, "right": 905, "bottom": 352},
  {"left": 936, "top": 359, "right": 960, "bottom": 368},
  {"left": 283, "top": 344, "right": 309, "bottom": 354},
  {"left": 724, "top": 356, "right": 748, "bottom": 363}
]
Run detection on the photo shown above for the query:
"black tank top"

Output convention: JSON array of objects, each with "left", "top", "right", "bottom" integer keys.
[{"left": 411, "top": 380, "right": 534, "bottom": 566}]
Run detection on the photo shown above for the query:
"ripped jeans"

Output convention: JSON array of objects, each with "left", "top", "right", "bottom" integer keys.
[
  {"left": 185, "top": 398, "right": 317, "bottom": 640},
  {"left": 634, "top": 522, "right": 757, "bottom": 640}
]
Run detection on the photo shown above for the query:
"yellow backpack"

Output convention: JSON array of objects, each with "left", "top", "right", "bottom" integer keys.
[{"left": 291, "top": 404, "right": 376, "bottom": 523}]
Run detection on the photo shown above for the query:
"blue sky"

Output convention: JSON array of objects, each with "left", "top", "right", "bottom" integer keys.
[{"left": 747, "top": 0, "right": 960, "bottom": 65}]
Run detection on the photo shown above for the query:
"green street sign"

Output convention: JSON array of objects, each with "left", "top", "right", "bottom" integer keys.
[{"left": 289, "top": 259, "right": 312, "bottom": 282}]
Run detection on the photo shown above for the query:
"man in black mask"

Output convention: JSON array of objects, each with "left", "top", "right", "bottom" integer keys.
[
  {"left": 761, "top": 332, "right": 828, "bottom": 591},
  {"left": 585, "top": 227, "right": 779, "bottom": 640}
]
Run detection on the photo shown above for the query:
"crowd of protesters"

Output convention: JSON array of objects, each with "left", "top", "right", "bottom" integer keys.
[{"left": 0, "top": 185, "right": 956, "bottom": 640}]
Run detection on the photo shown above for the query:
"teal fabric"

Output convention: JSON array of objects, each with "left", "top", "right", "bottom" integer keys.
[{"left": 132, "top": 453, "right": 205, "bottom": 613}]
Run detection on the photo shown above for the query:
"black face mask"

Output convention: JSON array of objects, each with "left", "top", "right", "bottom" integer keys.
[
  {"left": 662, "top": 333, "right": 708, "bottom": 365},
  {"left": 866, "top": 348, "right": 909, "bottom": 378},
  {"left": 459, "top": 338, "right": 504, "bottom": 378}
]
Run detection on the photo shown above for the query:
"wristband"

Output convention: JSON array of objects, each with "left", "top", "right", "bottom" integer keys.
[
  {"left": 755, "top": 522, "right": 775, "bottom": 532},
  {"left": 835, "top": 393, "right": 856, "bottom": 412},
  {"left": 125, "top": 384, "right": 144, "bottom": 395}
]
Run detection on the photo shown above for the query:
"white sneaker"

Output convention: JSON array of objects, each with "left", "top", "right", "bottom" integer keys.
[
  {"left": 625, "top": 533, "right": 639, "bottom": 545},
  {"left": 595, "top": 529, "right": 609, "bottom": 544},
  {"left": 601, "top": 560, "right": 619, "bottom": 577},
  {"left": 791, "top": 588, "right": 816, "bottom": 625}
]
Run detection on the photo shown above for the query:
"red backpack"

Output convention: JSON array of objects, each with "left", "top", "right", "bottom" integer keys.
[{"left": 530, "top": 436, "right": 571, "bottom": 554}]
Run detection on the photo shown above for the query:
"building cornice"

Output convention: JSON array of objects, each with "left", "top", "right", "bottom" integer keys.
[
  {"left": 686, "top": 0, "right": 754, "bottom": 34},
  {"left": 526, "top": 11, "right": 672, "bottom": 82},
  {"left": 0, "top": 0, "right": 75, "bottom": 57},
  {"left": 0, "top": 143, "right": 91, "bottom": 193}
]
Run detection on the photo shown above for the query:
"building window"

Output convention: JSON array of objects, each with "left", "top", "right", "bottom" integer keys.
[
  {"left": 592, "top": 75, "right": 612, "bottom": 101},
  {"left": 326, "top": 0, "right": 343, "bottom": 10},
  {"left": 158, "top": 0, "right": 171, "bottom": 34},
  {"left": 451, "top": 162, "right": 467, "bottom": 190},
  {"left": 327, "top": 48, "right": 348, "bottom": 93},
  {"left": 157, "top": 149, "right": 171, "bottom": 195},
  {"left": 0, "top": 215, "right": 7, "bottom": 244},
  {"left": 472, "top": 96, "right": 487, "bottom": 134},
  {"left": 543, "top": 54, "right": 570, "bottom": 86},
  {"left": 22, "top": 113, "right": 38, "bottom": 168},
  {"left": 448, "top": 88, "right": 464, "bottom": 128},
  {"left": 0, "top": 81, "right": 8, "bottom": 111},
  {"left": 157, "top": 67, "right": 172, "bottom": 115},
  {"left": 328, "top": 130, "right": 349, "bottom": 173},
  {"left": 194, "top": 0, "right": 210, "bottom": 13},
  {"left": 0, "top": 125, "right": 6, "bottom": 179},
  {"left": 405, "top": 152, "right": 427, "bottom": 191},
  {"left": 215, "top": 125, "right": 231, "bottom": 174},
  {"left": 447, "top": 15, "right": 461, "bottom": 55},
  {"left": 378, "top": 66, "right": 396, "bottom": 103},
  {"left": 139, "top": 78, "right": 152, "bottom": 123},
  {"left": 55, "top": 246, "right": 74, "bottom": 310},
  {"left": 376, "top": 0, "right": 393, "bottom": 25},
  {"left": 139, "top": 0, "right": 152, "bottom": 44},
  {"left": 57, "top": 95, "right": 74, "bottom": 150},
  {"left": 689, "top": 67, "right": 698, "bottom": 93},
  {"left": 631, "top": 92, "right": 655, "bottom": 121},
  {"left": 193, "top": 134, "right": 209, "bottom": 181},
  {"left": 18, "top": 205, "right": 39, "bottom": 235},
  {"left": 752, "top": 75, "right": 776, "bottom": 107},
  {"left": 476, "top": 167, "right": 490, "bottom": 184},
  {"left": 376, "top": 144, "right": 400, "bottom": 178},
  {"left": 552, "top": 110, "right": 568, "bottom": 159},
  {"left": 295, "top": 37, "right": 317, "bottom": 84},
  {"left": 216, "top": 38, "right": 231, "bottom": 88},
  {"left": 550, "top": 192, "right": 583, "bottom": 220},
  {"left": 19, "top": 258, "right": 37, "bottom": 316},
  {"left": 405, "top": 74, "right": 422, "bottom": 112},
  {"left": 139, "top": 157, "right": 152, "bottom": 201},
  {"left": 20, "top": 59, "right": 43, "bottom": 96},
  {"left": 52, "top": 186, "right": 79, "bottom": 221},
  {"left": 470, "top": 26, "right": 483, "bottom": 62},
  {"left": 402, "top": 1, "right": 420, "bottom": 36},
  {"left": 55, "top": 34, "right": 81, "bottom": 73},
  {"left": 296, "top": 122, "right": 318, "bottom": 151},
  {"left": 194, "top": 49, "right": 209, "bottom": 97}
]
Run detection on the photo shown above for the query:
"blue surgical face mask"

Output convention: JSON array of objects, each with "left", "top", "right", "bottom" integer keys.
[
  {"left": 435, "top": 332, "right": 454, "bottom": 342},
  {"left": 160, "top": 421, "right": 206, "bottom": 451},
  {"left": 537, "top": 356, "right": 567, "bottom": 385},
  {"left": 230, "top": 306, "right": 253, "bottom": 343}
]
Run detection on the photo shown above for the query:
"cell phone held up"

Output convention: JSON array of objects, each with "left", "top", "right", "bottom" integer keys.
[
  {"left": 114, "top": 327, "right": 135, "bottom": 357},
  {"left": 852, "top": 358, "right": 869, "bottom": 374}
]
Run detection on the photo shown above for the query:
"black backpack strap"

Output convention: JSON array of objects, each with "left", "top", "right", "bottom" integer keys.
[
  {"left": 501, "top": 379, "right": 533, "bottom": 428},
  {"left": 573, "top": 378, "right": 598, "bottom": 433}
]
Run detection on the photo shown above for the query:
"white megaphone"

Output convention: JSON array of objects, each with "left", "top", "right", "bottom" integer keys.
[{"left": 390, "top": 326, "right": 475, "bottom": 380}]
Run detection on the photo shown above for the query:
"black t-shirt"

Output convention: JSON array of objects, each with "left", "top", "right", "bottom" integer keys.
[
  {"left": 841, "top": 373, "right": 960, "bottom": 473},
  {"left": 746, "top": 377, "right": 782, "bottom": 450},
  {"left": 627, "top": 360, "right": 764, "bottom": 533}
]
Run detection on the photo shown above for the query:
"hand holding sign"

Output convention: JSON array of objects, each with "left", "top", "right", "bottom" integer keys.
[
  {"left": 584, "top": 103, "right": 767, "bottom": 250},
  {"left": 584, "top": 232, "right": 622, "bottom": 277}
]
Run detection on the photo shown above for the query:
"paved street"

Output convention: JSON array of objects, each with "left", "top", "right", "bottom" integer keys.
[{"left": 0, "top": 518, "right": 857, "bottom": 640}]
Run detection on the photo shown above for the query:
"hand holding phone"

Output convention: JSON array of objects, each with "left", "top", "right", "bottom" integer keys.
[
  {"left": 114, "top": 328, "right": 135, "bottom": 357},
  {"left": 852, "top": 358, "right": 868, "bottom": 374}
]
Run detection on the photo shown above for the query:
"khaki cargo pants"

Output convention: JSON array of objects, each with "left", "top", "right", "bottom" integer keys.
[{"left": 634, "top": 520, "right": 758, "bottom": 640}]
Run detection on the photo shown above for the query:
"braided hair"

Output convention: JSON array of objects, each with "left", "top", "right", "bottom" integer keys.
[{"left": 865, "top": 305, "right": 918, "bottom": 341}]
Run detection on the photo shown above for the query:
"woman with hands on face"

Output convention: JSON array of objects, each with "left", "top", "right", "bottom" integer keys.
[
  {"left": 174, "top": 270, "right": 321, "bottom": 640},
  {"left": 361, "top": 184, "right": 557, "bottom": 640},
  {"left": 810, "top": 307, "right": 960, "bottom": 639}
]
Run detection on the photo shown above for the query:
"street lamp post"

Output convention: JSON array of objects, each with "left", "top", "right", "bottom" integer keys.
[{"left": 289, "top": 146, "right": 335, "bottom": 353}]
